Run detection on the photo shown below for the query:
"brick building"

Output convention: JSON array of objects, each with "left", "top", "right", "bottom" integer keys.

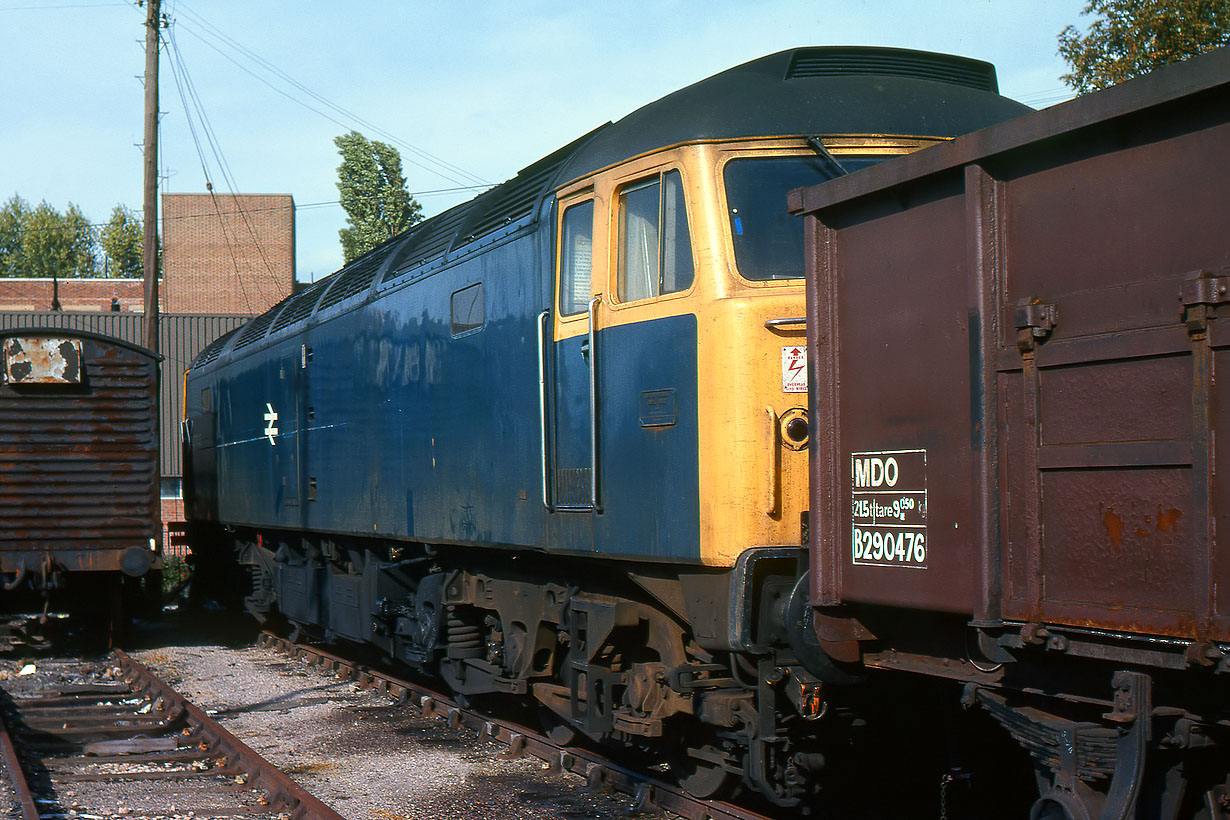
[
  {"left": 0, "top": 277, "right": 147, "bottom": 313},
  {"left": 162, "top": 192, "right": 295, "bottom": 314},
  {"left": 0, "top": 192, "right": 295, "bottom": 316}
]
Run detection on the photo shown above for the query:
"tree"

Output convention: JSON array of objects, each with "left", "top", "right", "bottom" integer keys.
[
  {"left": 0, "top": 197, "right": 144, "bottom": 278},
  {"left": 0, "top": 196, "right": 28, "bottom": 277},
  {"left": 19, "top": 201, "right": 100, "bottom": 278},
  {"left": 100, "top": 205, "right": 146, "bottom": 278},
  {"left": 334, "top": 130, "right": 423, "bottom": 263},
  {"left": 1059, "top": 0, "right": 1230, "bottom": 93}
]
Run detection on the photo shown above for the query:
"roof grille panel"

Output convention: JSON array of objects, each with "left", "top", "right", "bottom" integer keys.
[
  {"left": 191, "top": 329, "right": 237, "bottom": 367},
  {"left": 383, "top": 202, "right": 475, "bottom": 281},
  {"left": 383, "top": 128, "right": 603, "bottom": 283},
  {"left": 453, "top": 163, "right": 557, "bottom": 244},
  {"left": 271, "top": 277, "right": 331, "bottom": 333},
  {"left": 785, "top": 48, "right": 998, "bottom": 92},
  {"left": 317, "top": 253, "right": 384, "bottom": 311},
  {"left": 231, "top": 294, "right": 293, "bottom": 352}
]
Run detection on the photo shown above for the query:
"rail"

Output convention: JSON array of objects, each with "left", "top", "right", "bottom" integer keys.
[
  {"left": 259, "top": 631, "right": 777, "bottom": 820},
  {"left": 0, "top": 651, "right": 347, "bottom": 820},
  {"left": 113, "top": 649, "right": 347, "bottom": 820},
  {"left": 0, "top": 703, "right": 39, "bottom": 820}
]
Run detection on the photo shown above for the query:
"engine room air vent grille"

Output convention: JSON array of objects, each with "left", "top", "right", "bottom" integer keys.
[
  {"left": 785, "top": 48, "right": 998, "bottom": 93},
  {"left": 383, "top": 129, "right": 602, "bottom": 283},
  {"left": 271, "top": 276, "right": 332, "bottom": 333},
  {"left": 383, "top": 203, "right": 474, "bottom": 281},
  {"left": 455, "top": 164, "right": 556, "bottom": 245},
  {"left": 191, "top": 329, "right": 237, "bottom": 368},
  {"left": 231, "top": 294, "right": 293, "bottom": 352},
  {"left": 317, "top": 253, "right": 383, "bottom": 311}
]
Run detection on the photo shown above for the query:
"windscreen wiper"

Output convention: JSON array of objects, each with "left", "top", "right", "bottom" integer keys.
[{"left": 806, "top": 136, "right": 847, "bottom": 178}]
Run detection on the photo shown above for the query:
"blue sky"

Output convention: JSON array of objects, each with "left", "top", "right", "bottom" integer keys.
[{"left": 1, "top": 1, "right": 1088, "bottom": 283}]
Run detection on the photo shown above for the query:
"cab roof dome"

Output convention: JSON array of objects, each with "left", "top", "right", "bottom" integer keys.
[{"left": 557, "top": 45, "right": 1032, "bottom": 182}]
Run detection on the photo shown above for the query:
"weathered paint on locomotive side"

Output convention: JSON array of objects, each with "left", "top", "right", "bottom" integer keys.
[{"left": 203, "top": 225, "right": 551, "bottom": 551}]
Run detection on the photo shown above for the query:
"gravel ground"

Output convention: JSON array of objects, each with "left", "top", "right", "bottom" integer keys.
[{"left": 117, "top": 615, "right": 672, "bottom": 820}]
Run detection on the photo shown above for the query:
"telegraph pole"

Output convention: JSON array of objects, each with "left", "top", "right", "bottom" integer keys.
[{"left": 142, "top": 0, "right": 160, "bottom": 352}]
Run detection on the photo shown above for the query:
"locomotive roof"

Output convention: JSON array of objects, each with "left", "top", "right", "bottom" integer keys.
[
  {"left": 556, "top": 46, "right": 1031, "bottom": 182},
  {"left": 193, "top": 46, "right": 1030, "bottom": 371}
]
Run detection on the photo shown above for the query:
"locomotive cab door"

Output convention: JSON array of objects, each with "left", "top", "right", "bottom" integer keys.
[
  {"left": 546, "top": 194, "right": 598, "bottom": 551},
  {"left": 545, "top": 168, "right": 702, "bottom": 561}
]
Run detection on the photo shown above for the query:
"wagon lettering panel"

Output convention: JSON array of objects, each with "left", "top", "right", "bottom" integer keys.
[{"left": 851, "top": 449, "right": 928, "bottom": 569}]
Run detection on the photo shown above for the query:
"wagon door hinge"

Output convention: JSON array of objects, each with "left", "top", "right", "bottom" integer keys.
[
  {"left": 1180, "top": 270, "right": 1230, "bottom": 334},
  {"left": 1014, "top": 300, "right": 1057, "bottom": 355}
]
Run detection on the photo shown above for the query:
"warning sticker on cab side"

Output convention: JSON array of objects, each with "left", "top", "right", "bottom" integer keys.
[
  {"left": 851, "top": 449, "right": 928, "bottom": 569},
  {"left": 781, "top": 345, "right": 806, "bottom": 393}
]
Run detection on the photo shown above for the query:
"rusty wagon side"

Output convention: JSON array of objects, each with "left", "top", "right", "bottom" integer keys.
[
  {"left": 789, "top": 46, "right": 1230, "bottom": 819},
  {"left": 0, "top": 328, "right": 161, "bottom": 591}
]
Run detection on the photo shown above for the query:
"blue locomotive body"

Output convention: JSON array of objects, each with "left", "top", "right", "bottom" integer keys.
[{"left": 204, "top": 221, "right": 552, "bottom": 549}]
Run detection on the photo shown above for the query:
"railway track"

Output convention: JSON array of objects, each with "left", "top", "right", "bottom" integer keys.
[
  {"left": 0, "top": 651, "right": 346, "bottom": 820},
  {"left": 257, "top": 631, "right": 779, "bottom": 820}
]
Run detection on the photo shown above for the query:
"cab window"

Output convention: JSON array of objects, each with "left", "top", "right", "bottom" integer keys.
[
  {"left": 723, "top": 155, "right": 885, "bottom": 280},
  {"left": 617, "top": 170, "right": 694, "bottom": 302},
  {"left": 559, "top": 200, "right": 594, "bottom": 315}
]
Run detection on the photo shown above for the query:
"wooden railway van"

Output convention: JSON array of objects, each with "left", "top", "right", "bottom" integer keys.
[
  {"left": 791, "top": 47, "right": 1230, "bottom": 818},
  {"left": 0, "top": 328, "right": 160, "bottom": 592}
]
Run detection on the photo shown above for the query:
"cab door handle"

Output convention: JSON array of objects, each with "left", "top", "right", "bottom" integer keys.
[{"left": 587, "top": 296, "right": 602, "bottom": 511}]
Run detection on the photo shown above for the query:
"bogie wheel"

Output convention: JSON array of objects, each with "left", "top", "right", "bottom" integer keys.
[
  {"left": 675, "top": 743, "right": 739, "bottom": 800},
  {"left": 536, "top": 704, "right": 581, "bottom": 747}
]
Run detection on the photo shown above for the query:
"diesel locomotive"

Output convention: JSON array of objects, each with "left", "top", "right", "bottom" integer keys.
[{"left": 181, "top": 47, "right": 1035, "bottom": 808}]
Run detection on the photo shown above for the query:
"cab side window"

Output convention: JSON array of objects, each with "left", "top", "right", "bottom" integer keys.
[
  {"left": 618, "top": 170, "right": 694, "bottom": 302},
  {"left": 560, "top": 200, "right": 594, "bottom": 316}
]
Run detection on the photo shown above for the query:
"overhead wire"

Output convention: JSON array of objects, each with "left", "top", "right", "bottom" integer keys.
[
  {"left": 1014, "top": 87, "right": 1077, "bottom": 107},
  {"left": 11, "top": 185, "right": 491, "bottom": 237},
  {"left": 162, "top": 21, "right": 258, "bottom": 312},
  {"left": 161, "top": 4, "right": 297, "bottom": 306},
  {"left": 170, "top": 2, "right": 490, "bottom": 189},
  {"left": 145, "top": 1, "right": 496, "bottom": 306}
]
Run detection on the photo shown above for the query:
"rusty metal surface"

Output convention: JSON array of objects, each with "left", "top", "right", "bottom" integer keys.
[
  {"left": 794, "top": 48, "right": 1230, "bottom": 642},
  {"left": 0, "top": 329, "right": 160, "bottom": 561},
  {"left": 0, "top": 312, "right": 251, "bottom": 476}
]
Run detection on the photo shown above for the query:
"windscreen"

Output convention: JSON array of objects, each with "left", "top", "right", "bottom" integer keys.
[{"left": 724, "top": 155, "right": 885, "bottom": 280}]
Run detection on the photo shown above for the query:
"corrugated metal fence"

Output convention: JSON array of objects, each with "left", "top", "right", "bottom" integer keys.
[{"left": 0, "top": 312, "right": 250, "bottom": 477}]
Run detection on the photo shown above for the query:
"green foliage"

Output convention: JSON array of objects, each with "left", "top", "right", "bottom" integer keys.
[
  {"left": 161, "top": 553, "right": 190, "bottom": 599},
  {"left": 334, "top": 130, "right": 423, "bottom": 263},
  {"left": 0, "top": 196, "right": 29, "bottom": 277},
  {"left": 0, "top": 196, "right": 150, "bottom": 278},
  {"left": 21, "top": 201, "right": 100, "bottom": 278},
  {"left": 1059, "top": 0, "right": 1230, "bottom": 93},
  {"left": 99, "top": 205, "right": 146, "bottom": 278}
]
